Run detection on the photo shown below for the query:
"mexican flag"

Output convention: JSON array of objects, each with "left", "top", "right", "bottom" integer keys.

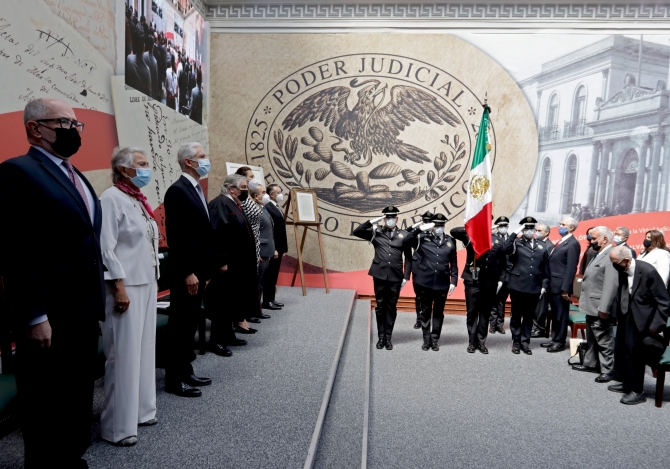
[{"left": 464, "top": 105, "right": 493, "bottom": 258}]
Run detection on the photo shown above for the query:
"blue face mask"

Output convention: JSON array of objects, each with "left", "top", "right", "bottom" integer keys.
[
  {"left": 127, "top": 167, "right": 152, "bottom": 188},
  {"left": 190, "top": 158, "right": 211, "bottom": 177},
  {"left": 558, "top": 226, "right": 569, "bottom": 236}
]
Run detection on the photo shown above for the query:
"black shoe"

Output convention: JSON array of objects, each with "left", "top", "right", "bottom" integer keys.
[
  {"left": 547, "top": 344, "right": 565, "bottom": 353},
  {"left": 262, "top": 302, "right": 282, "bottom": 310},
  {"left": 166, "top": 382, "right": 202, "bottom": 397},
  {"left": 572, "top": 365, "right": 599, "bottom": 373},
  {"left": 273, "top": 301, "right": 284, "bottom": 307},
  {"left": 413, "top": 321, "right": 421, "bottom": 329},
  {"left": 467, "top": 344, "right": 476, "bottom": 353},
  {"left": 248, "top": 318, "right": 262, "bottom": 324},
  {"left": 595, "top": 373, "right": 613, "bottom": 383},
  {"left": 258, "top": 313, "right": 271, "bottom": 319},
  {"left": 512, "top": 345, "right": 521, "bottom": 354},
  {"left": 234, "top": 326, "right": 257, "bottom": 334},
  {"left": 496, "top": 327, "right": 506, "bottom": 334},
  {"left": 540, "top": 341, "right": 555, "bottom": 348},
  {"left": 620, "top": 391, "right": 646, "bottom": 405},
  {"left": 489, "top": 326, "right": 496, "bottom": 334},
  {"left": 608, "top": 383, "right": 629, "bottom": 394},
  {"left": 477, "top": 344, "right": 489, "bottom": 355},
  {"left": 521, "top": 348, "right": 532, "bottom": 355},
  {"left": 229, "top": 338, "right": 247, "bottom": 346},
  {"left": 185, "top": 374, "right": 212, "bottom": 387},
  {"left": 421, "top": 342, "right": 431, "bottom": 351},
  {"left": 207, "top": 343, "right": 233, "bottom": 357},
  {"left": 385, "top": 339, "right": 393, "bottom": 350},
  {"left": 431, "top": 341, "right": 439, "bottom": 352},
  {"left": 530, "top": 330, "right": 544, "bottom": 338},
  {"left": 376, "top": 338, "right": 384, "bottom": 349}
]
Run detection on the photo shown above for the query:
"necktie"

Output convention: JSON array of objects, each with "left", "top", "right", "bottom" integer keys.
[
  {"left": 195, "top": 184, "right": 209, "bottom": 219},
  {"left": 62, "top": 160, "right": 91, "bottom": 218},
  {"left": 620, "top": 274, "right": 630, "bottom": 314}
]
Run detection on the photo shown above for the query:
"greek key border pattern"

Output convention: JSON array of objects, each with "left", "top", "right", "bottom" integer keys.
[{"left": 205, "top": 3, "right": 670, "bottom": 20}]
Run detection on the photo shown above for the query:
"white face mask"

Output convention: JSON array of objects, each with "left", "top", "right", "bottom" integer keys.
[
  {"left": 261, "top": 193, "right": 271, "bottom": 205},
  {"left": 523, "top": 229, "right": 535, "bottom": 239},
  {"left": 612, "top": 235, "right": 623, "bottom": 245},
  {"left": 434, "top": 227, "right": 445, "bottom": 237},
  {"left": 248, "top": 179, "right": 259, "bottom": 190},
  {"left": 385, "top": 218, "right": 397, "bottom": 229},
  {"left": 498, "top": 226, "right": 508, "bottom": 235},
  {"left": 537, "top": 232, "right": 547, "bottom": 240},
  {"left": 276, "top": 193, "right": 284, "bottom": 203}
]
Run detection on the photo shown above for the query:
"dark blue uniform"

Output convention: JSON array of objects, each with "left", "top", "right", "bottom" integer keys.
[{"left": 490, "top": 231, "right": 512, "bottom": 332}]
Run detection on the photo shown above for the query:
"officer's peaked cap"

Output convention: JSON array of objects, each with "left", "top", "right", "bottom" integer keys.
[{"left": 382, "top": 206, "right": 400, "bottom": 216}]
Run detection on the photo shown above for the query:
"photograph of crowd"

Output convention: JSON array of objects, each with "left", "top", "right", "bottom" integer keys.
[{"left": 125, "top": 1, "right": 206, "bottom": 125}]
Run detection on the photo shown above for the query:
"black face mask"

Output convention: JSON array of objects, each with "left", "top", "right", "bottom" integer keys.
[
  {"left": 238, "top": 189, "right": 249, "bottom": 202},
  {"left": 643, "top": 239, "right": 652, "bottom": 249},
  {"left": 612, "top": 260, "right": 628, "bottom": 273},
  {"left": 44, "top": 127, "right": 81, "bottom": 158},
  {"left": 591, "top": 242, "right": 601, "bottom": 252}
]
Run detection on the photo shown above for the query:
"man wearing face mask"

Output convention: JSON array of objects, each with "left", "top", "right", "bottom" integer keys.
[
  {"left": 163, "top": 142, "right": 218, "bottom": 397},
  {"left": 540, "top": 217, "right": 581, "bottom": 353},
  {"left": 612, "top": 227, "right": 637, "bottom": 259},
  {"left": 578, "top": 228, "right": 597, "bottom": 275},
  {"left": 353, "top": 206, "right": 412, "bottom": 350},
  {"left": 410, "top": 211, "right": 434, "bottom": 329},
  {"left": 402, "top": 214, "right": 458, "bottom": 351},
  {"left": 490, "top": 216, "right": 512, "bottom": 334},
  {"left": 253, "top": 184, "right": 277, "bottom": 313},
  {"left": 0, "top": 98, "right": 104, "bottom": 468},
  {"left": 502, "top": 217, "right": 550, "bottom": 355},
  {"left": 531, "top": 224, "right": 553, "bottom": 338},
  {"left": 262, "top": 184, "right": 288, "bottom": 310}
]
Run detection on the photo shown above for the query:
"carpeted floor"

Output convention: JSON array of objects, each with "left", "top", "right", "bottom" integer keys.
[{"left": 368, "top": 312, "right": 670, "bottom": 469}]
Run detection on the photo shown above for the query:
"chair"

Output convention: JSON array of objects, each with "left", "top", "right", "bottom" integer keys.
[
  {"left": 651, "top": 347, "right": 670, "bottom": 408},
  {"left": 568, "top": 304, "right": 586, "bottom": 339}
]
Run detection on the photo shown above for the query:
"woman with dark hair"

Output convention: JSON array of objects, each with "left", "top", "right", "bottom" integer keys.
[
  {"left": 578, "top": 227, "right": 597, "bottom": 275},
  {"left": 639, "top": 230, "right": 670, "bottom": 286}
]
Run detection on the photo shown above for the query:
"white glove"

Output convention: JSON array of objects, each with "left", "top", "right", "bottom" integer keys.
[
  {"left": 496, "top": 281, "right": 503, "bottom": 294},
  {"left": 515, "top": 224, "right": 526, "bottom": 235},
  {"left": 248, "top": 179, "right": 259, "bottom": 190},
  {"left": 411, "top": 221, "right": 422, "bottom": 229},
  {"left": 370, "top": 216, "right": 384, "bottom": 224},
  {"left": 420, "top": 222, "right": 435, "bottom": 232},
  {"left": 448, "top": 284, "right": 455, "bottom": 296},
  {"left": 401, "top": 279, "right": 407, "bottom": 288},
  {"left": 540, "top": 288, "right": 546, "bottom": 298}
]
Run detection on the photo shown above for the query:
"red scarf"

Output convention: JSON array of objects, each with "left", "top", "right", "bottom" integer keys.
[{"left": 115, "top": 180, "right": 155, "bottom": 219}]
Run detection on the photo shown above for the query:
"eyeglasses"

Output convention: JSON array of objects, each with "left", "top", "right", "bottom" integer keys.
[{"left": 35, "top": 118, "right": 85, "bottom": 132}]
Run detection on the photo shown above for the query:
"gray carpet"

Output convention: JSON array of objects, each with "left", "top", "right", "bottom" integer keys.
[
  {"left": 0, "top": 287, "right": 355, "bottom": 469},
  {"left": 368, "top": 313, "right": 670, "bottom": 469},
  {"left": 314, "top": 299, "right": 371, "bottom": 469}
]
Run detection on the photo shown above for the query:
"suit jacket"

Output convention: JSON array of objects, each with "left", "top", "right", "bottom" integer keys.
[
  {"left": 353, "top": 221, "right": 412, "bottom": 283},
  {"left": 403, "top": 230, "right": 458, "bottom": 291},
  {"left": 265, "top": 201, "right": 288, "bottom": 254},
  {"left": 450, "top": 227, "right": 501, "bottom": 288},
  {"left": 622, "top": 242, "right": 637, "bottom": 259},
  {"left": 259, "top": 205, "right": 275, "bottom": 259},
  {"left": 579, "top": 245, "right": 617, "bottom": 317},
  {"left": 619, "top": 260, "right": 670, "bottom": 333},
  {"left": 502, "top": 235, "right": 550, "bottom": 294},
  {"left": 188, "top": 85, "right": 203, "bottom": 124},
  {"left": 164, "top": 175, "right": 215, "bottom": 283},
  {"left": 0, "top": 147, "right": 105, "bottom": 329},
  {"left": 548, "top": 235, "right": 581, "bottom": 294}
]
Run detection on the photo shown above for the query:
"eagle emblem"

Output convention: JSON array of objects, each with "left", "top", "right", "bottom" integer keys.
[
  {"left": 398, "top": 233, "right": 404, "bottom": 239},
  {"left": 469, "top": 174, "right": 490, "bottom": 202}
]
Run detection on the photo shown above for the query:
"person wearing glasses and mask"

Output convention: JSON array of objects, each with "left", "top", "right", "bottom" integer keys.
[
  {"left": 353, "top": 206, "right": 412, "bottom": 350},
  {"left": 99, "top": 147, "right": 159, "bottom": 446},
  {"left": 490, "top": 216, "right": 512, "bottom": 334},
  {"left": 502, "top": 217, "right": 550, "bottom": 355},
  {"left": 0, "top": 98, "right": 104, "bottom": 468},
  {"left": 612, "top": 226, "right": 637, "bottom": 258}
]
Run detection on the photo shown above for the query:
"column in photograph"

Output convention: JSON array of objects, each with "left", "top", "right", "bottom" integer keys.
[
  {"left": 661, "top": 128, "right": 670, "bottom": 210},
  {"left": 632, "top": 134, "right": 650, "bottom": 213},
  {"left": 644, "top": 130, "right": 664, "bottom": 212},
  {"left": 587, "top": 140, "right": 601, "bottom": 208},
  {"left": 596, "top": 140, "right": 612, "bottom": 207},
  {"left": 600, "top": 69, "right": 610, "bottom": 101}
]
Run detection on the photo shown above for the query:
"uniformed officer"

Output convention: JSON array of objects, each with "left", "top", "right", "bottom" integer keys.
[
  {"left": 490, "top": 216, "right": 512, "bottom": 334},
  {"left": 502, "top": 216, "right": 550, "bottom": 355},
  {"left": 353, "top": 206, "right": 412, "bottom": 350},
  {"left": 531, "top": 223, "right": 554, "bottom": 337},
  {"left": 450, "top": 225, "right": 501, "bottom": 354},
  {"left": 410, "top": 211, "right": 435, "bottom": 329},
  {"left": 403, "top": 214, "right": 458, "bottom": 351}
]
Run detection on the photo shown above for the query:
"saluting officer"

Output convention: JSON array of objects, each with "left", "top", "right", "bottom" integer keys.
[
  {"left": 410, "top": 211, "right": 435, "bottom": 329},
  {"left": 353, "top": 206, "right": 412, "bottom": 350},
  {"left": 450, "top": 225, "right": 501, "bottom": 354},
  {"left": 490, "top": 216, "right": 512, "bottom": 334},
  {"left": 502, "top": 216, "right": 550, "bottom": 355},
  {"left": 403, "top": 214, "right": 458, "bottom": 351}
]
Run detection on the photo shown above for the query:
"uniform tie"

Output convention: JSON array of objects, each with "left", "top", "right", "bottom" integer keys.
[{"left": 62, "top": 160, "right": 91, "bottom": 217}]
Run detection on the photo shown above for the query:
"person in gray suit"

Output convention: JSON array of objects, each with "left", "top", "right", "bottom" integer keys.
[
  {"left": 573, "top": 226, "right": 618, "bottom": 383},
  {"left": 252, "top": 184, "right": 276, "bottom": 317}
]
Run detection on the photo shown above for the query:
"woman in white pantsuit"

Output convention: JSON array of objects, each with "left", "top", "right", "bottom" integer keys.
[{"left": 100, "top": 147, "right": 159, "bottom": 446}]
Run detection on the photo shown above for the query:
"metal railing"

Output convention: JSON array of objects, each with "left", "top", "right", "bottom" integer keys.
[{"left": 563, "top": 119, "right": 587, "bottom": 139}]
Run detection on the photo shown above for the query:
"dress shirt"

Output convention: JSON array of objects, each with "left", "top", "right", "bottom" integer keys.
[
  {"left": 555, "top": 233, "right": 572, "bottom": 247},
  {"left": 182, "top": 173, "right": 208, "bottom": 216},
  {"left": 165, "top": 68, "right": 178, "bottom": 96},
  {"left": 270, "top": 199, "right": 284, "bottom": 218},
  {"left": 625, "top": 258, "right": 635, "bottom": 295}
]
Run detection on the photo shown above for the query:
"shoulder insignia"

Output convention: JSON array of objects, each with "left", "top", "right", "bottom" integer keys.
[
  {"left": 495, "top": 240, "right": 499, "bottom": 244},
  {"left": 398, "top": 233, "right": 404, "bottom": 239},
  {"left": 538, "top": 245, "right": 543, "bottom": 249},
  {"left": 446, "top": 242, "right": 452, "bottom": 247}
]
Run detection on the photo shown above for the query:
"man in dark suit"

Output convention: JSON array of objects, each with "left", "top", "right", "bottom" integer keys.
[
  {"left": 540, "top": 217, "right": 581, "bottom": 352},
  {"left": 353, "top": 206, "right": 412, "bottom": 350},
  {"left": 0, "top": 98, "right": 104, "bottom": 468},
  {"left": 532, "top": 223, "right": 553, "bottom": 337},
  {"left": 262, "top": 184, "right": 288, "bottom": 310},
  {"left": 490, "top": 216, "right": 512, "bottom": 334},
  {"left": 164, "top": 142, "right": 217, "bottom": 397},
  {"left": 503, "top": 217, "right": 550, "bottom": 355},
  {"left": 188, "top": 70, "right": 203, "bottom": 125},
  {"left": 608, "top": 246, "right": 670, "bottom": 404},
  {"left": 410, "top": 211, "right": 434, "bottom": 329},
  {"left": 451, "top": 226, "right": 501, "bottom": 354}
]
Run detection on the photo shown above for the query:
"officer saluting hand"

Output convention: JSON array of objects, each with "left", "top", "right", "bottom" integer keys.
[
  {"left": 403, "top": 214, "right": 458, "bottom": 351},
  {"left": 353, "top": 206, "right": 412, "bottom": 350}
]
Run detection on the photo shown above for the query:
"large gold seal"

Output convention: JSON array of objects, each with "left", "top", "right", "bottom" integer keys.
[{"left": 469, "top": 174, "right": 490, "bottom": 202}]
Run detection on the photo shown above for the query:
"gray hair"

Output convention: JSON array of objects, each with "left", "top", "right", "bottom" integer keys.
[
  {"left": 111, "top": 146, "right": 147, "bottom": 183},
  {"left": 24, "top": 98, "right": 51, "bottom": 124},
  {"left": 615, "top": 226, "right": 631, "bottom": 239},
  {"left": 592, "top": 225, "right": 612, "bottom": 241},
  {"left": 177, "top": 142, "right": 203, "bottom": 171},
  {"left": 250, "top": 184, "right": 265, "bottom": 198},
  {"left": 563, "top": 217, "right": 578, "bottom": 231},
  {"left": 536, "top": 223, "right": 550, "bottom": 235},
  {"left": 221, "top": 174, "right": 246, "bottom": 195},
  {"left": 610, "top": 245, "right": 633, "bottom": 262}
]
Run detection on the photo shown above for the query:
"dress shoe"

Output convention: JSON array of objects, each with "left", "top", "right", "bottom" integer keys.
[
  {"left": 607, "top": 383, "right": 629, "bottom": 394},
  {"left": 229, "top": 338, "right": 247, "bottom": 346},
  {"left": 207, "top": 343, "right": 233, "bottom": 357},
  {"left": 496, "top": 327, "right": 506, "bottom": 334},
  {"left": 258, "top": 313, "right": 271, "bottom": 319},
  {"left": 262, "top": 302, "right": 282, "bottom": 310},
  {"left": 185, "top": 374, "right": 212, "bottom": 387},
  {"left": 421, "top": 342, "right": 431, "bottom": 351},
  {"left": 107, "top": 436, "right": 137, "bottom": 447},
  {"left": 477, "top": 344, "right": 489, "bottom": 355},
  {"left": 572, "top": 365, "right": 599, "bottom": 373},
  {"left": 431, "top": 341, "right": 439, "bottom": 352},
  {"left": 376, "top": 338, "right": 384, "bottom": 349},
  {"left": 595, "top": 373, "right": 613, "bottom": 383},
  {"left": 467, "top": 344, "right": 476, "bottom": 353},
  {"left": 547, "top": 344, "right": 566, "bottom": 353},
  {"left": 521, "top": 348, "right": 532, "bottom": 355},
  {"left": 540, "top": 341, "right": 554, "bottom": 348},
  {"left": 489, "top": 326, "right": 496, "bottom": 334},
  {"left": 413, "top": 321, "right": 421, "bottom": 329},
  {"left": 166, "top": 382, "right": 202, "bottom": 397},
  {"left": 248, "top": 318, "right": 262, "bottom": 324},
  {"left": 620, "top": 391, "right": 646, "bottom": 405},
  {"left": 234, "top": 325, "right": 257, "bottom": 334},
  {"left": 512, "top": 345, "right": 520, "bottom": 354},
  {"left": 384, "top": 339, "right": 393, "bottom": 350},
  {"left": 273, "top": 301, "right": 284, "bottom": 307},
  {"left": 139, "top": 417, "right": 158, "bottom": 427},
  {"left": 530, "top": 330, "right": 544, "bottom": 339}
]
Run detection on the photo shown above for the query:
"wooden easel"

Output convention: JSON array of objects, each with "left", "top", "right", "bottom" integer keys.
[{"left": 283, "top": 189, "right": 330, "bottom": 296}]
